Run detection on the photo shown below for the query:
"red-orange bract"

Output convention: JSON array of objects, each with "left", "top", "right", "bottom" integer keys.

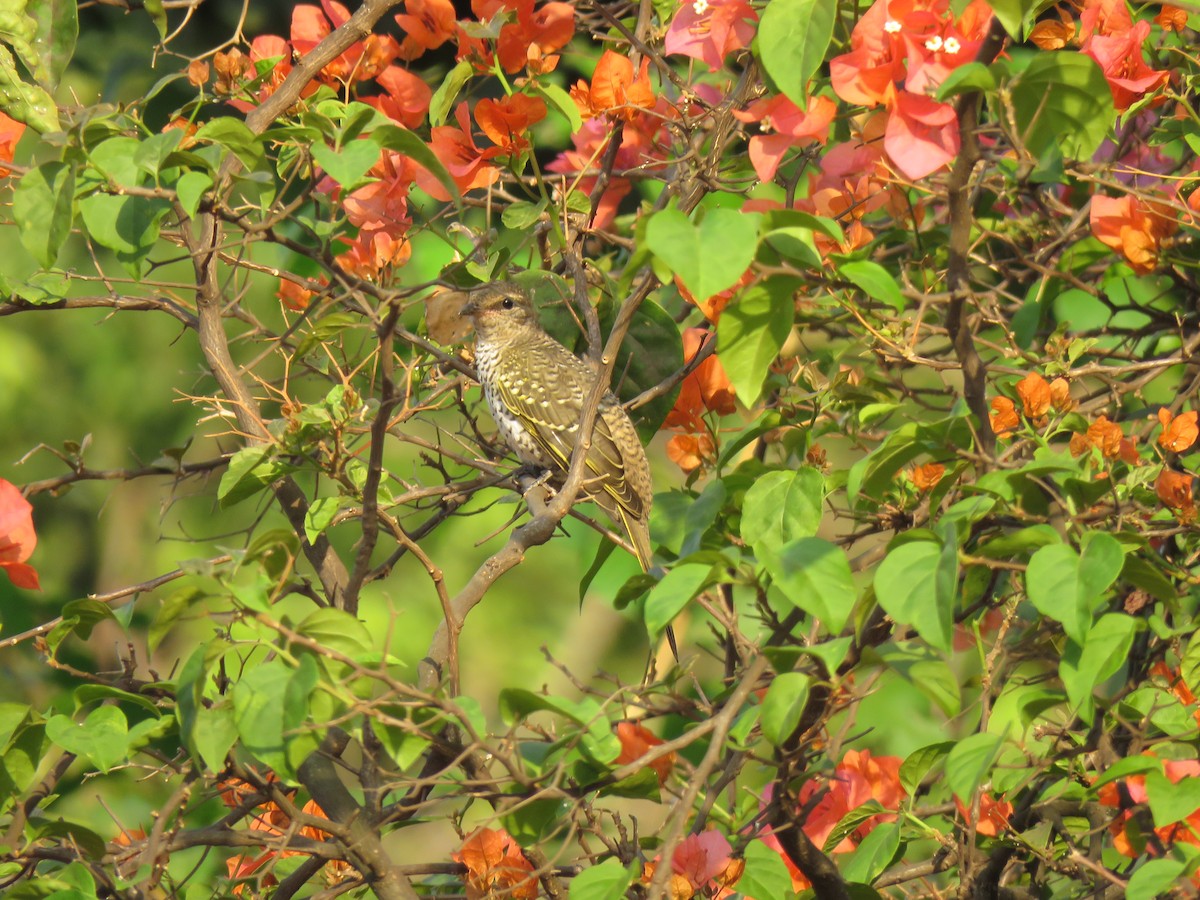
[
  {"left": 955, "top": 793, "right": 1013, "bottom": 837},
  {"left": 1157, "top": 409, "right": 1198, "bottom": 453},
  {"left": 571, "top": 49, "right": 655, "bottom": 122},
  {"left": 1015, "top": 372, "right": 1052, "bottom": 419},
  {"left": 0, "top": 479, "right": 38, "bottom": 590},
  {"left": 909, "top": 462, "right": 945, "bottom": 492},
  {"left": 615, "top": 721, "right": 675, "bottom": 786},
  {"left": 1156, "top": 467, "right": 1195, "bottom": 519},
  {"left": 665, "top": 328, "right": 736, "bottom": 433},
  {"left": 0, "top": 111, "right": 25, "bottom": 178},
  {"left": 1089, "top": 193, "right": 1178, "bottom": 274},
  {"left": 452, "top": 827, "right": 538, "bottom": 900},
  {"left": 474, "top": 93, "right": 547, "bottom": 156},
  {"left": 988, "top": 396, "right": 1018, "bottom": 437}
]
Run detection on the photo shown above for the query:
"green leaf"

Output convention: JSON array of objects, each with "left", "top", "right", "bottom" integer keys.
[
  {"left": 303, "top": 497, "right": 341, "bottom": 544},
  {"left": 935, "top": 62, "right": 997, "bottom": 101},
  {"left": 839, "top": 260, "right": 905, "bottom": 313},
  {"left": 1060, "top": 613, "right": 1138, "bottom": 723},
  {"left": 1146, "top": 768, "right": 1200, "bottom": 829},
  {"left": 77, "top": 193, "right": 170, "bottom": 274},
  {"left": 740, "top": 467, "right": 824, "bottom": 557},
  {"left": 14, "top": 161, "right": 74, "bottom": 267},
  {"left": 841, "top": 821, "right": 901, "bottom": 884},
  {"left": 762, "top": 537, "right": 856, "bottom": 634},
  {"left": 717, "top": 276, "right": 796, "bottom": 405},
  {"left": 739, "top": 840, "right": 794, "bottom": 899},
  {"left": 1026, "top": 532, "right": 1123, "bottom": 643},
  {"left": 944, "top": 732, "right": 1002, "bottom": 801},
  {"left": 143, "top": 0, "right": 167, "bottom": 38},
  {"left": 294, "top": 607, "right": 373, "bottom": 659},
  {"left": 899, "top": 741, "right": 955, "bottom": 795},
  {"left": 194, "top": 117, "right": 264, "bottom": 169},
  {"left": 502, "top": 199, "right": 547, "bottom": 230},
  {"left": 760, "top": 671, "right": 810, "bottom": 746},
  {"left": 193, "top": 702, "right": 238, "bottom": 771},
  {"left": 1091, "top": 754, "right": 1162, "bottom": 791},
  {"left": 874, "top": 536, "right": 957, "bottom": 653},
  {"left": 46, "top": 706, "right": 129, "bottom": 773},
  {"left": 29, "top": 0, "right": 78, "bottom": 90},
  {"left": 644, "top": 563, "right": 711, "bottom": 637},
  {"left": 311, "top": 139, "right": 380, "bottom": 190},
  {"left": 1126, "top": 856, "right": 1191, "bottom": 900},
  {"left": 535, "top": 80, "right": 582, "bottom": 134},
  {"left": 568, "top": 858, "right": 636, "bottom": 900},
  {"left": 428, "top": 59, "right": 474, "bottom": 128},
  {"left": 645, "top": 207, "right": 760, "bottom": 304},
  {"left": 0, "top": 43, "right": 59, "bottom": 131},
  {"left": 232, "top": 660, "right": 290, "bottom": 775},
  {"left": 1009, "top": 52, "right": 1112, "bottom": 160},
  {"left": 173, "top": 170, "right": 212, "bottom": 221},
  {"left": 755, "top": 0, "right": 835, "bottom": 108},
  {"left": 988, "top": 0, "right": 1037, "bottom": 39},
  {"left": 217, "top": 445, "right": 276, "bottom": 507}
]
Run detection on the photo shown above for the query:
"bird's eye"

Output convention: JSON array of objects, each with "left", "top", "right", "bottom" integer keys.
[{"left": 501, "top": 298, "right": 515, "bottom": 310}]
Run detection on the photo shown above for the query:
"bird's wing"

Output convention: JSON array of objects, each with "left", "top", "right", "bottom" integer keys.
[{"left": 494, "top": 345, "right": 646, "bottom": 519}]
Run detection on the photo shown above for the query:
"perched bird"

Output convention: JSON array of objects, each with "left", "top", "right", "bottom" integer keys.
[{"left": 460, "top": 284, "right": 654, "bottom": 570}]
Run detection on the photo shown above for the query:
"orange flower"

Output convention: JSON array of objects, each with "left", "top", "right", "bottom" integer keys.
[
  {"left": 909, "top": 463, "right": 945, "bottom": 492},
  {"left": 474, "top": 93, "right": 547, "bottom": 156},
  {"left": 1156, "top": 5, "right": 1188, "bottom": 30},
  {"left": 291, "top": 2, "right": 399, "bottom": 84},
  {"left": 665, "top": 328, "right": 736, "bottom": 432},
  {"left": 955, "top": 794, "right": 1013, "bottom": 837},
  {"left": 1087, "top": 415, "right": 1125, "bottom": 459},
  {"left": 186, "top": 59, "right": 210, "bottom": 87},
  {"left": 277, "top": 278, "right": 314, "bottom": 311},
  {"left": 416, "top": 102, "right": 500, "bottom": 200},
  {"left": 1015, "top": 372, "right": 1052, "bottom": 419},
  {"left": 572, "top": 50, "right": 655, "bottom": 122},
  {"left": 0, "top": 110, "right": 23, "bottom": 178},
  {"left": 394, "top": 0, "right": 456, "bottom": 60},
  {"left": 1049, "top": 377, "right": 1074, "bottom": 411},
  {"left": 675, "top": 269, "right": 754, "bottom": 324},
  {"left": 1156, "top": 467, "right": 1195, "bottom": 517},
  {"left": 452, "top": 827, "right": 538, "bottom": 900},
  {"left": 1090, "top": 192, "right": 1179, "bottom": 274},
  {"left": 989, "top": 396, "right": 1018, "bottom": 437},
  {"left": 0, "top": 479, "right": 38, "bottom": 590},
  {"left": 666, "top": 433, "right": 715, "bottom": 474},
  {"left": 1029, "top": 18, "right": 1075, "bottom": 49},
  {"left": 1158, "top": 408, "right": 1198, "bottom": 453},
  {"left": 616, "top": 721, "right": 675, "bottom": 786},
  {"left": 336, "top": 230, "right": 412, "bottom": 280}
]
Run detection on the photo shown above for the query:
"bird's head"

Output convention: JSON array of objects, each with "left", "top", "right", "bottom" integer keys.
[{"left": 459, "top": 284, "right": 537, "bottom": 342}]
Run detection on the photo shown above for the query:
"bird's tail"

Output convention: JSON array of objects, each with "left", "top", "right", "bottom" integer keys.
[{"left": 618, "top": 509, "right": 678, "bottom": 661}]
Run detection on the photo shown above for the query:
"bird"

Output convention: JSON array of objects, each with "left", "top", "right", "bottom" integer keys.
[{"left": 459, "top": 283, "right": 655, "bottom": 571}]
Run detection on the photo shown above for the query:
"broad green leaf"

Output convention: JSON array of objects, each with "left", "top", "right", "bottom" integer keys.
[
  {"left": 760, "top": 671, "right": 810, "bottom": 746},
  {"left": 232, "top": 660, "right": 291, "bottom": 775},
  {"left": 303, "top": 497, "right": 342, "bottom": 544},
  {"left": 535, "top": 80, "right": 582, "bottom": 134},
  {"left": 1091, "top": 755, "right": 1162, "bottom": 790},
  {"left": 762, "top": 537, "right": 856, "bottom": 634},
  {"left": 428, "top": 59, "right": 474, "bottom": 128},
  {"left": 143, "top": 0, "right": 167, "bottom": 37},
  {"left": 740, "top": 467, "right": 823, "bottom": 557},
  {"left": 46, "top": 706, "right": 129, "bottom": 773},
  {"left": 899, "top": 741, "right": 955, "bottom": 795},
  {"left": 14, "top": 161, "right": 74, "bottom": 267},
  {"left": 194, "top": 117, "right": 264, "bottom": 169},
  {"left": 1010, "top": 52, "right": 1112, "bottom": 160},
  {"left": 1026, "top": 532, "right": 1123, "bottom": 643},
  {"left": 0, "top": 43, "right": 59, "bottom": 131},
  {"left": 310, "top": 139, "right": 380, "bottom": 190},
  {"left": 988, "top": 0, "right": 1037, "bottom": 39},
  {"left": 568, "top": 858, "right": 636, "bottom": 900},
  {"left": 1146, "top": 768, "right": 1200, "bottom": 829},
  {"left": 645, "top": 207, "right": 760, "bottom": 305},
  {"left": 174, "top": 170, "right": 213, "bottom": 221},
  {"left": 944, "top": 732, "right": 1002, "bottom": 801},
  {"left": 193, "top": 702, "right": 238, "bottom": 771},
  {"left": 1060, "top": 613, "right": 1138, "bottom": 723},
  {"left": 755, "top": 0, "right": 835, "bottom": 108},
  {"left": 935, "top": 61, "right": 997, "bottom": 101},
  {"left": 294, "top": 607, "right": 373, "bottom": 658},
  {"left": 839, "top": 260, "right": 905, "bottom": 313},
  {"left": 738, "top": 840, "right": 794, "bottom": 899},
  {"left": 29, "top": 0, "right": 78, "bottom": 89},
  {"left": 717, "top": 276, "right": 796, "bottom": 405},
  {"left": 77, "top": 193, "right": 170, "bottom": 274},
  {"left": 644, "top": 563, "right": 711, "bottom": 636},
  {"left": 217, "top": 445, "right": 276, "bottom": 507},
  {"left": 841, "top": 821, "right": 901, "bottom": 884},
  {"left": 874, "top": 537, "right": 957, "bottom": 653}
]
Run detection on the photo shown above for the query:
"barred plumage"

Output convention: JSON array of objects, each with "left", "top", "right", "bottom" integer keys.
[{"left": 461, "top": 284, "right": 654, "bottom": 570}]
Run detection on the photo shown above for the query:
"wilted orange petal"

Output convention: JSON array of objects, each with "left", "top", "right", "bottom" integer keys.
[
  {"left": 1029, "top": 19, "right": 1074, "bottom": 49},
  {"left": 1156, "top": 5, "right": 1188, "bottom": 30},
  {"left": 1049, "top": 377, "right": 1073, "bottom": 411},
  {"left": 1158, "top": 409, "right": 1198, "bottom": 453},
  {"left": 1156, "top": 467, "right": 1195, "bottom": 511}
]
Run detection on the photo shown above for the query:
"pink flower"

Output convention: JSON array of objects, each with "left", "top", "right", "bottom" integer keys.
[
  {"left": 0, "top": 479, "right": 38, "bottom": 590},
  {"left": 367, "top": 65, "right": 433, "bottom": 129},
  {"left": 663, "top": 0, "right": 757, "bottom": 71},
  {"left": 734, "top": 94, "right": 836, "bottom": 181},
  {"left": 884, "top": 89, "right": 960, "bottom": 180},
  {"left": 415, "top": 102, "right": 499, "bottom": 200},
  {"left": 1082, "top": 19, "right": 1169, "bottom": 110}
]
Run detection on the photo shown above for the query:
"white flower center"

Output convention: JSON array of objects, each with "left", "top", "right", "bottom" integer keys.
[
  {"left": 884, "top": 19, "right": 902, "bottom": 33},
  {"left": 924, "top": 35, "right": 943, "bottom": 51},
  {"left": 943, "top": 36, "right": 961, "bottom": 53},
  {"left": 693, "top": 0, "right": 710, "bottom": 14}
]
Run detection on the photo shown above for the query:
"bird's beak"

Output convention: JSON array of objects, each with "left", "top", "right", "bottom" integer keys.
[{"left": 459, "top": 298, "right": 478, "bottom": 317}]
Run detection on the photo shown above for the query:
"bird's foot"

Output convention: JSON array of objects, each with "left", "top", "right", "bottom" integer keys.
[{"left": 515, "top": 465, "right": 557, "bottom": 497}]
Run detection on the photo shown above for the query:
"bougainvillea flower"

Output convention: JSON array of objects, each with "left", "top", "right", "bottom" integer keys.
[
  {"left": 1158, "top": 409, "right": 1199, "bottom": 453},
  {"left": 1015, "top": 372, "right": 1052, "bottom": 419},
  {"left": 469, "top": 0, "right": 574, "bottom": 73},
  {"left": 989, "top": 396, "right": 1018, "bottom": 437},
  {"left": 671, "top": 832, "right": 736, "bottom": 893},
  {"left": 664, "top": 0, "right": 758, "bottom": 71},
  {"left": 415, "top": 102, "right": 500, "bottom": 200},
  {"left": 1156, "top": 467, "right": 1196, "bottom": 515},
  {"left": 368, "top": 65, "right": 433, "bottom": 128},
  {"left": 474, "top": 93, "right": 547, "bottom": 155},
  {"left": 910, "top": 462, "right": 945, "bottom": 491},
  {"left": 336, "top": 230, "right": 412, "bottom": 280},
  {"left": 291, "top": 1, "right": 399, "bottom": 84},
  {"left": 1029, "top": 18, "right": 1075, "bottom": 49},
  {"left": 1049, "top": 377, "right": 1073, "bottom": 411},
  {"left": 394, "top": 0, "right": 456, "bottom": 61},
  {"left": 828, "top": 0, "right": 908, "bottom": 107},
  {"left": 666, "top": 432, "right": 716, "bottom": 474},
  {"left": 615, "top": 721, "right": 675, "bottom": 786},
  {"left": 1083, "top": 20, "right": 1168, "bottom": 110},
  {"left": 1099, "top": 755, "right": 1200, "bottom": 856},
  {"left": 341, "top": 150, "right": 416, "bottom": 233},
  {"left": 884, "top": 89, "right": 960, "bottom": 181},
  {"left": 277, "top": 278, "right": 314, "bottom": 311},
  {"left": 733, "top": 94, "right": 836, "bottom": 182},
  {"left": 955, "top": 793, "right": 1013, "bottom": 837},
  {"left": 571, "top": 50, "right": 655, "bottom": 122},
  {"left": 666, "top": 328, "right": 736, "bottom": 431},
  {"left": 903, "top": 0, "right": 992, "bottom": 95},
  {"left": 452, "top": 828, "right": 537, "bottom": 900},
  {"left": 1078, "top": 0, "right": 1134, "bottom": 44},
  {"left": 1156, "top": 5, "right": 1188, "bottom": 31},
  {"left": 1089, "top": 192, "right": 1178, "bottom": 274},
  {"left": 0, "top": 478, "right": 38, "bottom": 590},
  {"left": 676, "top": 268, "right": 753, "bottom": 323}
]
